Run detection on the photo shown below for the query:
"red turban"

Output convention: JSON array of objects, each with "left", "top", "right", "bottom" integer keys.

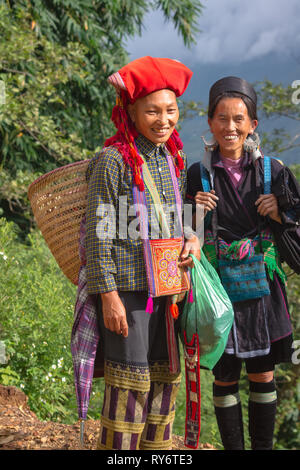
[
  {"left": 104, "top": 56, "right": 193, "bottom": 191},
  {"left": 108, "top": 56, "right": 193, "bottom": 103}
]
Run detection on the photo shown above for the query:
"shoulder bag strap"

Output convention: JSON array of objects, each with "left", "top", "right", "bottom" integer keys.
[
  {"left": 199, "top": 162, "right": 213, "bottom": 228},
  {"left": 263, "top": 156, "right": 271, "bottom": 195},
  {"left": 199, "top": 162, "right": 211, "bottom": 192}
]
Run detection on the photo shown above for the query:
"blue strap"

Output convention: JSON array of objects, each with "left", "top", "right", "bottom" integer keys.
[
  {"left": 199, "top": 162, "right": 211, "bottom": 192},
  {"left": 263, "top": 156, "right": 271, "bottom": 195},
  {"left": 201, "top": 158, "right": 272, "bottom": 194},
  {"left": 199, "top": 162, "right": 212, "bottom": 227}
]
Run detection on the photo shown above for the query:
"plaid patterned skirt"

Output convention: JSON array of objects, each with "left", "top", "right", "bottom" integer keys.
[{"left": 96, "top": 291, "right": 181, "bottom": 450}]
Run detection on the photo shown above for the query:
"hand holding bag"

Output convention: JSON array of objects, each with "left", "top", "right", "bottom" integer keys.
[
  {"left": 132, "top": 152, "right": 190, "bottom": 306},
  {"left": 211, "top": 157, "right": 272, "bottom": 303},
  {"left": 181, "top": 252, "right": 234, "bottom": 369},
  {"left": 132, "top": 149, "right": 190, "bottom": 373},
  {"left": 180, "top": 251, "right": 234, "bottom": 449}
]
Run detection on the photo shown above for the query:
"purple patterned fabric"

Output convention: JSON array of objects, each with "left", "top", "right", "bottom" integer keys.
[
  {"left": 71, "top": 198, "right": 181, "bottom": 422},
  {"left": 71, "top": 216, "right": 99, "bottom": 420}
]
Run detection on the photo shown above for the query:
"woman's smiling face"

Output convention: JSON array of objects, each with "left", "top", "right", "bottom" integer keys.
[
  {"left": 128, "top": 89, "right": 179, "bottom": 146},
  {"left": 208, "top": 97, "right": 258, "bottom": 159}
]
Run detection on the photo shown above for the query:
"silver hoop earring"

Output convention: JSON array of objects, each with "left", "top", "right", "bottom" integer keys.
[
  {"left": 243, "top": 132, "right": 260, "bottom": 153},
  {"left": 201, "top": 132, "right": 218, "bottom": 151}
]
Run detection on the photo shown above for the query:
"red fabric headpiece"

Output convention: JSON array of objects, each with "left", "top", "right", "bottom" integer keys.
[
  {"left": 108, "top": 56, "right": 193, "bottom": 103},
  {"left": 104, "top": 57, "right": 193, "bottom": 191}
]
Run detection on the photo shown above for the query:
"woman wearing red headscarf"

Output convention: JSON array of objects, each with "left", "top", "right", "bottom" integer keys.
[{"left": 83, "top": 56, "right": 200, "bottom": 450}]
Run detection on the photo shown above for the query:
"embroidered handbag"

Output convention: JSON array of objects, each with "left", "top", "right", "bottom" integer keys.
[
  {"left": 148, "top": 237, "right": 190, "bottom": 297},
  {"left": 206, "top": 156, "right": 273, "bottom": 303},
  {"left": 131, "top": 148, "right": 191, "bottom": 374},
  {"left": 218, "top": 253, "right": 270, "bottom": 302},
  {"left": 132, "top": 151, "right": 190, "bottom": 305}
]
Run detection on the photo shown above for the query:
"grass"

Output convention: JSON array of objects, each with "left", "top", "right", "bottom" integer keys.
[{"left": 0, "top": 217, "right": 298, "bottom": 449}]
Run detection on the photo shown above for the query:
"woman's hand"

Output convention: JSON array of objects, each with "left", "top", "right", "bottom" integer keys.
[
  {"left": 195, "top": 189, "right": 219, "bottom": 215},
  {"left": 101, "top": 291, "right": 128, "bottom": 337},
  {"left": 178, "top": 235, "right": 201, "bottom": 269},
  {"left": 255, "top": 194, "right": 282, "bottom": 224}
]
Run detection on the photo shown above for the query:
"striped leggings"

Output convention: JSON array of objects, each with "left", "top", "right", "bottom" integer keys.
[
  {"left": 97, "top": 360, "right": 181, "bottom": 450},
  {"left": 213, "top": 374, "right": 277, "bottom": 450},
  {"left": 96, "top": 291, "right": 181, "bottom": 450}
]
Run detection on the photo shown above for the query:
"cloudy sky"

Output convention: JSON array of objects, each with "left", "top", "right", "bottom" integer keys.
[
  {"left": 125, "top": 0, "right": 300, "bottom": 65},
  {"left": 125, "top": 0, "right": 300, "bottom": 165}
]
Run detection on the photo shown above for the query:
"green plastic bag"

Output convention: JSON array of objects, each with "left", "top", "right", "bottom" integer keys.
[{"left": 180, "top": 251, "right": 234, "bottom": 370}]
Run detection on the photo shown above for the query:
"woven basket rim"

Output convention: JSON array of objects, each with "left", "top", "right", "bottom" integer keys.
[{"left": 27, "top": 159, "right": 91, "bottom": 199}]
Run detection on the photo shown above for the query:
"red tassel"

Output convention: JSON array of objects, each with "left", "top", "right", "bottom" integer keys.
[
  {"left": 134, "top": 173, "right": 142, "bottom": 185},
  {"left": 129, "top": 147, "right": 137, "bottom": 159},
  {"left": 111, "top": 105, "right": 120, "bottom": 126},
  {"left": 146, "top": 296, "right": 153, "bottom": 314},
  {"left": 175, "top": 166, "right": 180, "bottom": 178},
  {"left": 170, "top": 303, "right": 179, "bottom": 320},
  {"left": 188, "top": 286, "right": 194, "bottom": 303},
  {"left": 172, "top": 129, "right": 184, "bottom": 150},
  {"left": 166, "top": 138, "right": 176, "bottom": 155},
  {"left": 129, "top": 146, "right": 144, "bottom": 167}
]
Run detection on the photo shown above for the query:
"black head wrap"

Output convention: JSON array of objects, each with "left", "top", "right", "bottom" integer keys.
[{"left": 209, "top": 76, "right": 257, "bottom": 111}]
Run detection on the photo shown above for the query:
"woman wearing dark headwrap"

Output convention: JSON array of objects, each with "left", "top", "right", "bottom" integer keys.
[{"left": 186, "top": 76, "right": 300, "bottom": 450}]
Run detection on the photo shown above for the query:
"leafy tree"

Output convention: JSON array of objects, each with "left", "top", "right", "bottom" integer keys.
[
  {"left": 257, "top": 79, "right": 300, "bottom": 155},
  {"left": 0, "top": 0, "right": 203, "bottom": 231}
]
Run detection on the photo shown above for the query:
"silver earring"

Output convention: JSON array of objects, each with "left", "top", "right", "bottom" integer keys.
[
  {"left": 243, "top": 132, "right": 260, "bottom": 152},
  {"left": 201, "top": 133, "right": 218, "bottom": 151}
]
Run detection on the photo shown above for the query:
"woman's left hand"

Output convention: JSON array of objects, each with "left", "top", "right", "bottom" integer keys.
[
  {"left": 178, "top": 235, "right": 201, "bottom": 269},
  {"left": 255, "top": 194, "right": 282, "bottom": 224}
]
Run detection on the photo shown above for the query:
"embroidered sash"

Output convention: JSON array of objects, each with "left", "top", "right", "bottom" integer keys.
[
  {"left": 132, "top": 149, "right": 190, "bottom": 373},
  {"left": 132, "top": 152, "right": 190, "bottom": 303}
]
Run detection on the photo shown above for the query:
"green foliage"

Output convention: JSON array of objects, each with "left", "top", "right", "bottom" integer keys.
[
  {"left": 178, "top": 98, "right": 206, "bottom": 125},
  {"left": 290, "top": 164, "right": 300, "bottom": 181},
  {"left": 257, "top": 80, "right": 300, "bottom": 154},
  {"left": 0, "top": 365, "right": 20, "bottom": 385},
  {"left": 0, "top": 0, "right": 203, "bottom": 231},
  {"left": 0, "top": 1, "right": 298, "bottom": 449},
  {"left": 153, "top": 0, "right": 203, "bottom": 47},
  {"left": 0, "top": 217, "right": 77, "bottom": 421},
  {"left": 0, "top": 215, "right": 299, "bottom": 448},
  {"left": 273, "top": 262, "right": 300, "bottom": 450}
]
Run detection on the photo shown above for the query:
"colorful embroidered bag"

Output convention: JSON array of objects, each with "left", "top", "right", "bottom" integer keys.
[
  {"left": 132, "top": 152, "right": 190, "bottom": 305},
  {"left": 217, "top": 254, "right": 270, "bottom": 302},
  {"left": 131, "top": 150, "right": 190, "bottom": 374},
  {"left": 201, "top": 157, "right": 272, "bottom": 303}
]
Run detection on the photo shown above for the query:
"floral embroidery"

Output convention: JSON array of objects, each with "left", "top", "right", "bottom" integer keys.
[{"left": 149, "top": 239, "right": 190, "bottom": 296}]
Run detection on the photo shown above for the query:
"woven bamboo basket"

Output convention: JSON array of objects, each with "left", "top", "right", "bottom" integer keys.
[{"left": 27, "top": 159, "right": 90, "bottom": 285}]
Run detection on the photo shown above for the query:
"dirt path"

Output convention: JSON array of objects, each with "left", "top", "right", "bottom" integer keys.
[{"left": 0, "top": 385, "right": 215, "bottom": 451}]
